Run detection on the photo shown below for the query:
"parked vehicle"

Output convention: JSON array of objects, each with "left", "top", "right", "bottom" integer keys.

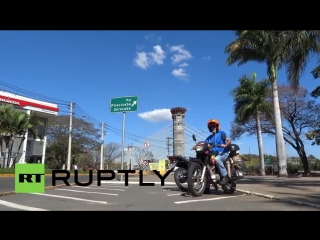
[
  {"left": 168, "top": 157, "right": 189, "bottom": 191},
  {"left": 187, "top": 134, "right": 244, "bottom": 197}
]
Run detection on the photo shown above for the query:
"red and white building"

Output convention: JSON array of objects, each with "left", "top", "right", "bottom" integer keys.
[{"left": 0, "top": 90, "right": 59, "bottom": 167}]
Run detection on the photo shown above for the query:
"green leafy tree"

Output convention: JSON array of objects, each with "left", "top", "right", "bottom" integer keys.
[
  {"left": 230, "top": 73, "right": 272, "bottom": 175},
  {"left": 307, "top": 87, "right": 320, "bottom": 145},
  {"left": 0, "top": 104, "right": 43, "bottom": 167},
  {"left": 231, "top": 85, "right": 319, "bottom": 174},
  {"left": 45, "top": 115, "right": 100, "bottom": 169},
  {"left": 225, "top": 30, "right": 320, "bottom": 176}
]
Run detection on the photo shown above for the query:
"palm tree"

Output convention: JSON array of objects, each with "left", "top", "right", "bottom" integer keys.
[
  {"left": 12, "top": 111, "right": 43, "bottom": 167},
  {"left": 225, "top": 31, "right": 290, "bottom": 176},
  {"left": 230, "top": 73, "right": 272, "bottom": 175},
  {"left": 0, "top": 104, "right": 43, "bottom": 167},
  {"left": 311, "top": 66, "right": 320, "bottom": 79},
  {"left": 225, "top": 31, "right": 320, "bottom": 176},
  {"left": 279, "top": 31, "right": 320, "bottom": 88}
]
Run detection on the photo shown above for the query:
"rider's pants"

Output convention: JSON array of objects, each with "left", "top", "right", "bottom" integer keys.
[{"left": 215, "top": 152, "right": 229, "bottom": 177}]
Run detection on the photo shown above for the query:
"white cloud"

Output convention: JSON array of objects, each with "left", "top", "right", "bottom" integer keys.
[
  {"left": 149, "top": 45, "right": 166, "bottom": 65},
  {"left": 202, "top": 56, "right": 211, "bottom": 60},
  {"left": 170, "top": 45, "right": 192, "bottom": 64},
  {"left": 144, "top": 34, "right": 162, "bottom": 43},
  {"left": 233, "top": 141, "right": 243, "bottom": 145},
  {"left": 134, "top": 52, "right": 149, "bottom": 69},
  {"left": 138, "top": 109, "right": 172, "bottom": 122},
  {"left": 133, "top": 45, "right": 166, "bottom": 69},
  {"left": 179, "top": 62, "right": 188, "bottom": 67},
  {"left": 172, "top": 68, "right": 189, "bottom": 80}
]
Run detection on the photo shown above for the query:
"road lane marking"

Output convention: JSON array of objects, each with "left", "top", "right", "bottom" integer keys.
[
  {"left": 100, "top": 185, "right": 129, "bottom": 188},
  {"left": 55, "top": 189, "right": 118, "bottom": 196},
  {"left": 0, "top": 199, "right": 49, "bottom": 211},
  {"left": 167, "top": 193, "right": 184, "bottom": 196},
  {"left": 174, "top": 194, "right": 246, "bottom": 204},
  {"left": 72, "top": 186, "right": 125, "bottom": 191},
  {"left": 30, "top": 193, "right": 108, "bottom": 204}
]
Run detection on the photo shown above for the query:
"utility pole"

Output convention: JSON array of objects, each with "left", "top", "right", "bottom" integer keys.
[
  {"left": 166, "top": 137, "right": 173, "bottom": 156},
  {"left": 127, "top": 144, "right": 133, "bottom": 170},
  {"left": 100, "top": 122, "right": 104, "bottom": 170},
  {"left": 67, "top": 102, "right": 75, "bottom": 171},
  {"left": 120, "top": 112, "right": 126, "bottom": 181}
]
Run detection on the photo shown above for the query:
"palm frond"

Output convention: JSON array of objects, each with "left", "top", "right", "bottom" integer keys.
[
  {"left": 310, "top": 86, "right": 320, "bottom": 98},
  {"left": 231, "top": 73, "right": 271, "bottom": 124},
  {"left": 311, "top": 65, "right": 320, "bottom": 79}
]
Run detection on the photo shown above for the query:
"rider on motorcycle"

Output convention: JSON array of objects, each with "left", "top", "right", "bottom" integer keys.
[{"left": 205, "top": 119, "right": 231, "bottom": 185}]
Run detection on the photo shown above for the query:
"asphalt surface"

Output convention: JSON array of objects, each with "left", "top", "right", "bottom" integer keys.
[
  {"left": 0, "top": 174, "right": 130, "bottom": 193},
  {"left": 0, "top": 175, "right": 318, "bottom": 211}
]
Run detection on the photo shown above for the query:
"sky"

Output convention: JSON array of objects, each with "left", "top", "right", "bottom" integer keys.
[{"left": 0, "top": 30, "right": 319, "bottom": 159}]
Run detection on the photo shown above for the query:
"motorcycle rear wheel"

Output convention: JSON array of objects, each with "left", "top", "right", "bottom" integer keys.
[
  {"left": 187, "top": 162, "right": 206, "bottom": 197},
  {"left": 174, "top": 167, "right": 188, "bottom": 192}
]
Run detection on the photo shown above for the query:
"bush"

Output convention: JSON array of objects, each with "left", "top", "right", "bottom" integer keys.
[
  {"left": 287, "top": 163, "right": 302, "bottom": 173},
  {"left": 243, "top": 165, "right": 261, "bottom": 175}
]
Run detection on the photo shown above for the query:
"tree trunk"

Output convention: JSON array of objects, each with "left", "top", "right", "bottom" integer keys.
[
  {"left": 271, "top": 71, "right": 288, "bottom": 177},
  {"left": 3, "top": 137, "right": 11, "bottom": 168},
  {"left": 297, "top": 147, "right": 310, "bottom": 174},
  {"left": 255, "top": 113, "right": 265, "bottom": 175},
  {"left": 8, "top": 138, "right": 15, "bottom": 168},
  {"left": 12, "top": 133, "right": 26, "bottom": 167}
]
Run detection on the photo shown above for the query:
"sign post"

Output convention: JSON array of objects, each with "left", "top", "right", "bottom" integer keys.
[{"left": 110, "top": 96, "right": 138, "bottom": 181}]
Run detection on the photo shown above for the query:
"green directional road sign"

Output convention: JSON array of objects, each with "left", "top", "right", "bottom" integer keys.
[{"left": 110, "top": 96, "right": 138, "bottom": 113}]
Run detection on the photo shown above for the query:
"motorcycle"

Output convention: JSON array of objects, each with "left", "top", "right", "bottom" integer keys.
[
  {"left": 187, "top": 134, "right": 244, "bottom": 197},
  {"left": 168, "top": 156, "right": 219, "bottom": 193},
  {"left": 168, "top": 156, "right": 190, "bottom": 192}
]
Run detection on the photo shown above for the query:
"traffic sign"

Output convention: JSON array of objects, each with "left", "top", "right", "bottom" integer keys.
[
  {"left": 144, "top": 142, "right": 150, "bottom": 148},
  {"left": 110, "top": 96, "right": 138, "bottom": 113}
]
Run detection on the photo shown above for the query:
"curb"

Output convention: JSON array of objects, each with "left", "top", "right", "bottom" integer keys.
[
  {"left": 237, "top": 188, "right": 320, "bottom": 210},
  {"left": 0, "top": 181, "right": 98, "bottom": 197}
]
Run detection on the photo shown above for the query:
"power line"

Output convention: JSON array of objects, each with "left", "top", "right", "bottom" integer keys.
[{"left": 0, "top": 80, "right": 70, "bottom": 105}]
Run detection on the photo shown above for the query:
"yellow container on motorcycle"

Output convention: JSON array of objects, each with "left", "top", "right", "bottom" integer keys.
[{"left": 211, "top": 155, "right": 216, "bottom": 165}]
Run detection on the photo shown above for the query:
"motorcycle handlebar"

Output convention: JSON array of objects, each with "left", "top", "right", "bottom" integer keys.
[
  {"left": 209, "top": 144, "right": 222, "bottom": 148},
  {"left": 191, "top": 144, "right": 222, "bottom": 150}
]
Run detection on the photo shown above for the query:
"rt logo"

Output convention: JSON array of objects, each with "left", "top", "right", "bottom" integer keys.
[{"left": 15, "top": 163, "right": 45, "bottom": 193}]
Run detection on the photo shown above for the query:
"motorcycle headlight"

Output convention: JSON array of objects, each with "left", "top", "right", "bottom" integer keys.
[{"left": 196, "top": 146, "right": 203, "bottom": 151}]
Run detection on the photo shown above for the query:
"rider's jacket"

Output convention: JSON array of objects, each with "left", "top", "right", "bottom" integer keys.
[{"left": 205, "top": 130, "right": 228, "bottom": 154}]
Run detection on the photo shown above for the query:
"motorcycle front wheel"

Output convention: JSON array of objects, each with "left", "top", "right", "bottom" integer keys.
[
  {"left": 187, "top": 162, "right": 206, "bottom": 197},
  {"left": 174, "top": 167, "right": 188, "bottom": 192}
]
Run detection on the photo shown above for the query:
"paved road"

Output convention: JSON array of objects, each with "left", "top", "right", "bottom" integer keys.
[
  {"left": 237, "top": 176, "right": 320, "bottom": 206},
  {"left": 0, "top": 174, "right": 133, "bottom": 193},
  {"left": 0, "top": 175, "right": 318, "bottom": 211}
]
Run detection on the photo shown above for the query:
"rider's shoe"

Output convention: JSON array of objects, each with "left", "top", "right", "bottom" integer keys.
[{"left": 219, "top": 176, "right": 229, "bottom": 185}]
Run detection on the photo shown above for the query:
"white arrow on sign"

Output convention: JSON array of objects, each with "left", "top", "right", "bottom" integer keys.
[
  {"left": 131, "top": 101, "right": 137, "bottom": 107},
  {"left": 144, "top": 142, "right": 150, "bottom": 148}
]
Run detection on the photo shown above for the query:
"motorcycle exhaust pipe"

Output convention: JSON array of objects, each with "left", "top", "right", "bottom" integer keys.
[{"left": 226, "top": 160, "right": 232, "bottom": 179}]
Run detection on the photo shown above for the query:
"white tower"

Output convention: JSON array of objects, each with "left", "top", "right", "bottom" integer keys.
[{"left": 171, "top": 107, "right": 187, "bottom": 156}]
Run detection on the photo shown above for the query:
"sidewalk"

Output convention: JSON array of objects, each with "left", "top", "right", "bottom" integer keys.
[{"left": 237, "top": 176, "right": 320, "bottom": 209}]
